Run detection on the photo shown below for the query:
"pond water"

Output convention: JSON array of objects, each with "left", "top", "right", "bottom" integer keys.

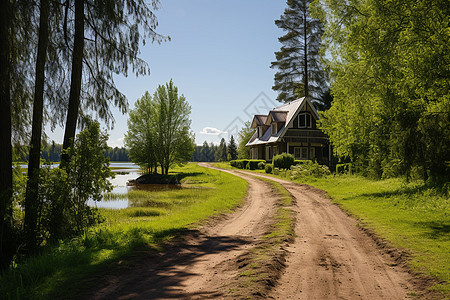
[
  {"left": 88, "top": 162, "right": 182, "bottom": 209},
  {"left": 87, "top": 162, "right": 139, "bottom": 209}
]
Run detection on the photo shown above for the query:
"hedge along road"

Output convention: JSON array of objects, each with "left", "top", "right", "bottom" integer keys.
[{"left": 231, "top": 169, "right": 420, "bottom": 299}]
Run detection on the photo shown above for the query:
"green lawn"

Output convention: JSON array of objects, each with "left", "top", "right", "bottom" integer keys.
[
  {"left": 214, "top": 162, "right": 449, "bottom": 294},
  {"left": 1, "top": 163, "right": 248, "bottom": 300}
]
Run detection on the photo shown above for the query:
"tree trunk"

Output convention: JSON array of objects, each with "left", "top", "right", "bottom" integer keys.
[
  {"left": 24, "top": 0, "right": 51, "bottom": 253},
  {"left": 0, "top": 0, "right": 14, "bottom": 270},
  {"left": 303, "top": 10, "right": 308, "bottom": 98},
  {"left": 61, "top": 0, "right": 84, "bottom": 166}
]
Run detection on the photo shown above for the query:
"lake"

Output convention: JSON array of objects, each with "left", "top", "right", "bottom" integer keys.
[{"left": 88, "top": 162, "right": 182, "bottom": 209}]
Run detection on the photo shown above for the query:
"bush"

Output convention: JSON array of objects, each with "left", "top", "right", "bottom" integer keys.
[
  {"left": 273, "top": 167, "right": 280, "bottom": 175},
  {"left": 290, "top": 161, "right": 331, "bottom": 178},
  {"left": 273, "top": 153, "right": 295, "bottom": 170},
  {"left": 230, "top": 159, "right": 265, "bottom": 170},
  {"left": 336, "top": 163, "right": 352, "bottom": 174},
  {"left": 265, "top": 164, "right": 273, "bottom": 174},
  {"left": 40, "top": 121, "right": 112, "bottom": 241},
  {"left": 294, "top": 159, "right": 312, "bottom": 165},
  {"left": 258, "top": 161, "right": 265, "bottom": 170}
]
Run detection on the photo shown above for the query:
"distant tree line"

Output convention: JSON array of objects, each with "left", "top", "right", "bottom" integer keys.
[
  {"left": 192, "top": 137, "right": 238, "bottom": 162},
  {"left": 104, "top": 147, "right": 130, "bottom": 162}
]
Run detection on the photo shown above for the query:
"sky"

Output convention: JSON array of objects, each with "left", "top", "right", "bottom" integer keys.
[{"left": 46, "top": 0, "right": 287, "bottom": 147}]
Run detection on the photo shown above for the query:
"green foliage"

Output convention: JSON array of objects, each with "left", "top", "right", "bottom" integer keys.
[
  {"left": 42, "top": 121, "right": 112, "bottom": 240},
  {"left": 124, "top": 91, "right": 157, "bottom": 173},
  {"left": 289, "top": 161, "right": 331, "bottom": 178},
  {"left": 125, "top": 81, "right": 195, "bottom": 175},
  {"left": 104, "top": 147, "right": 130, "bottom": 162},
  {"left": 230, "top": 159, "right": 265, "bottom": 170},
  {"left": 257, "top": 161, "right": 266, "bottom": 170},
  {"left": 273, "top": 167, "right": 280, "bottom": 175},
  {"left": 192, "top": 141, "right": 216, "bottom": 162},
  {"left": 265, "top": 164, "right": 273, "bottom": 174},
  {"left": 215, "top": 138, "right": 228, "bottom": 162},
  {"left": 273, "top": 153, "right": 295, "bottom": 170},
  {"left": 313, "top": 0, "right": 450, "bottom": 181},
  {"left": 237, "top": 121, "right": 254, "bottom": 159},
  {"left": 271, "top": 0, "right": 327, "bottom": 103},
  {"left": 227, "top": 135, "right": 238, "bottom": 161}
]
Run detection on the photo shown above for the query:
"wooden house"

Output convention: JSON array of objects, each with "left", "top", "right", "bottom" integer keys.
[{"left": 246, "top": 97, "right": 331, "bottom": 164}]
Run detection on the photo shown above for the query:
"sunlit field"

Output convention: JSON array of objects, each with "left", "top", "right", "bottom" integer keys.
[{"left": 0, "top": 163, "right": 248, "bottom": 299}]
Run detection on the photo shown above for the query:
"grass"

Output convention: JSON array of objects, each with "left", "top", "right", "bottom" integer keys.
[
  {"left": 0, "top": 163, "right": 248, "bottom": 300},
  {"left": 231, "top": 177, "right": 295, "bottom": 297},
  {"left": 214, "top": 162, "right": 450, "bottom": 295}
]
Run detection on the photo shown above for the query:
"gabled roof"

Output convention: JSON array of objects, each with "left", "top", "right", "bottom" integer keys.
[
  {"left": 246, "top": 97, "right": 319, "bottom": 147},
  {"left": 265, "top": 111, "right": 287, "bottom": 124},
  {"left": 251, "top": 115, "right": 268, "bottom": 128}
]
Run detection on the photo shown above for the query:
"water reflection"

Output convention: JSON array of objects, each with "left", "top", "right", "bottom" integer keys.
[
  {"left": 90, "top": 162, "right": 182, "bottom": 209},
  {"left": 86, "top": 162, "right": 138, "bottom": 209}
]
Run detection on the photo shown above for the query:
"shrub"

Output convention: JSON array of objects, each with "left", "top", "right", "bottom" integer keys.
[
  {"left": 265, "top": 164, "right": 273, "bottom": 174},
  {"left": 294, "top": 159, "right": 312, "bottom": 165},
  {"left": 273, "top": 167, "right": 280, "bottom": 175},
  {"left": 290, "top": 161, "right": 331, "bottom": 178},
  {"left": 40, "top": 121, "right": 112, "bottom": 241},
  {"left": 258, "top": 161, "right": 265, "bottom": 170},
  {"left": 336, "top": 163, "right": 352, "bottom": 174},
  {"left": 273, "top": 153, "right": 295, "bottom": 170},
  {"left": 230, "top": 159, "right": 265, "bottom": 170},
  {"left": 247, "top": 160, "right": 265, "bottom": 170}
]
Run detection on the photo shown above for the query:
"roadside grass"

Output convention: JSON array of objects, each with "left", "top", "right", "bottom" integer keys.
[
  {"left": 0, "top": 163, "right": 248, "bottom": 300},
  {"left": 214, "top": 162, "right": 449, "bottom": 294},
  {"left": 231, "top": 177, "right": 295, "bottom": 298}
]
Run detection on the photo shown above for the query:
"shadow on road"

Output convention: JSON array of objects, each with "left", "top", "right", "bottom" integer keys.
[{"left": 88, "top": 230, "right": 250, "bottom": 299}]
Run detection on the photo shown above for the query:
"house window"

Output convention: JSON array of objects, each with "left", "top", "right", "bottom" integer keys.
[
  {"left": 273, "top": 146, "right": 278, "bottom": 156},
  {"left": 294, "top": 147, "right": 308, "bottom": 160},
  {"left": 298, "top": 113, "right": 312, "bottom": 128},
  {"left": 271, "top": 124, "right": 277, "bottom": 135}
]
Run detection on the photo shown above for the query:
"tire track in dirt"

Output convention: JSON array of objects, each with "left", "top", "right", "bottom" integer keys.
[
  {"left": 237, "top": 171, "right": 418, "bottom": 299},
  {"left": 88, "top": 164, "right": 278, "bottom": 300}
]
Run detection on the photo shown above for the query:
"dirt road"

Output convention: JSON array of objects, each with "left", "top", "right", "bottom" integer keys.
[
  {"left": 236, "top": 170, "right": 417, "bottom": 299},
  {"left": 89, "top": 165, "right": 420, "bottom": 299},
  {"left": 89, "top": 166, "right": 279, "bottom": 299}
]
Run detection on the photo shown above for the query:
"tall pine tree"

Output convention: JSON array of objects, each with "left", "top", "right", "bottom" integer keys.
[
  {"left": 227, "top": 136, "right": 238, "bottom": 161},
  {"left": 271, "top": 0, "right": 326, "bottom": 105}
]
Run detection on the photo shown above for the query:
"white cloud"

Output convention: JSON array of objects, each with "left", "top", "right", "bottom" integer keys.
[
  {"left": 108, "top": 137, "right": 125, "bottom": 148},
  {"left": 199, "top": 127, "right": 227, "bottom": 135}
]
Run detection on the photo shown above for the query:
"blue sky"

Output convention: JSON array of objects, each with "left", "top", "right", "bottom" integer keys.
[{"left": 47, "top": 0, "right": 286, "bottom": 146}]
